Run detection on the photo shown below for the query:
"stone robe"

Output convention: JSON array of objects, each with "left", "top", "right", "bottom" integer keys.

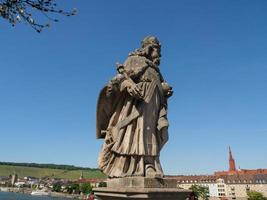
[{"left": 97, "top": 55, "right": 169, "bottom": 178}]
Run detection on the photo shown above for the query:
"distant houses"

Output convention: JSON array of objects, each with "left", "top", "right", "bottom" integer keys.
[
  {"left": 0, "top": 173, "right": 107, "bottom": 195},
  {"left": 171, "top": 147, "right": 267, "bottom": 199}
]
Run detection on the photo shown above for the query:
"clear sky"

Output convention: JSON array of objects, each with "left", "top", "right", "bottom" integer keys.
[{"left": 0, "top": 0, "right": 267, "bottom": 175}]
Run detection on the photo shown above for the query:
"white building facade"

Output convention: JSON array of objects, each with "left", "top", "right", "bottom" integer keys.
[{"left": 175, "top": 174, "right": 267, "bottom": 200}]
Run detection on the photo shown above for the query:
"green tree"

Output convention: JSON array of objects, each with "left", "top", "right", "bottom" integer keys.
[
  {"left": 80, "top": 183, "right": 92, "bottom": 194},
  {"left": 69, "top": 183, "right": 80, "bottom": 194},
  {"left": 52, "top": 183, "right": 62, "bottom": 192},
  {"left": 190, "top": 185, "right": 209, "bottom": 200},
  {"left": 98, "top": 182, "right": 107, "bottom": 187},
  {"left": 247, "top": 191, "right": 267, "bottom": 200}
]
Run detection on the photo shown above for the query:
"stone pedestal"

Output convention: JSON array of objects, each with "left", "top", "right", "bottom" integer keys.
[{"left": 93, "top": 177, "right": 191, "bottom": 200}]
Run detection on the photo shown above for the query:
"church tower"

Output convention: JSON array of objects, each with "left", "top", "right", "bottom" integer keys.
[
  {"left": 79, "top": 171, "right": 84, "bottom": 180},
  {"left": 229, "top": 146, "right": 237, "bottom": 172}
]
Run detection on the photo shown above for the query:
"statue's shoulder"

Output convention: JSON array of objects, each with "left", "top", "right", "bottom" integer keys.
[{"left": 124, "top": 55, "right": 149, "bottom": 69}]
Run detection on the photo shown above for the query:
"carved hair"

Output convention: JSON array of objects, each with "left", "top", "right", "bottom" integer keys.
[
  {"left": 129, "top": 36, "right": 161, "bottom": 61},
  {"left": 128, "top": 45, "right": 151, "bottom": 57}
]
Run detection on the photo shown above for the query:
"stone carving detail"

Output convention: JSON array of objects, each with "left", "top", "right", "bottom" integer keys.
[{"left": 96, "top": 36, "right": 173, "bottom": 178}]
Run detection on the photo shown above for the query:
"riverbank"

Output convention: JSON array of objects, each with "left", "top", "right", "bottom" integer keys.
[
  {"left": 0, "top": 187, "right": 31, "bottom": 194},
  {"left": 0, "top": 187, "right": 83, "bottom": 199},
  {"left": 0, "top": 191, "right": 71, "bottom": 200},
  {"left": 51, "top": 192, "right": 81, "bottom": 199}
]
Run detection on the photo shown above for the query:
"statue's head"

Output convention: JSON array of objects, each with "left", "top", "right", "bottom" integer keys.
[
  {"left": 141, "top": 36, "right": 161, "bottom": 49},
  {"left": 141, "top": 36, "right": 161, "bottom": 66},
  {"left": 129, "top": 36, "right": 161, "bottom": 66}
]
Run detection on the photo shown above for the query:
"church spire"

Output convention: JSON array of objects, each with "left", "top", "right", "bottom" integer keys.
[
  {"left": 229, "top": 146, "right": 236, "bottom": 171},
  {"left": 79, "top": 171, "right": 84, "bottom": 180}
]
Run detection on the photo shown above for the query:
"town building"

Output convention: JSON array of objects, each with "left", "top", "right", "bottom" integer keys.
[
  {"left": 77, "top": 178, "right": 107, "bottom": 187},
  {"left": 0, "top": 176, "right": 10, "bottom": 186},
  {"left": 215, "top": 147, "right": 267, "bottom": 176},
  {"left": 173, "top": 147, "right": 267, "bottom": 199}
]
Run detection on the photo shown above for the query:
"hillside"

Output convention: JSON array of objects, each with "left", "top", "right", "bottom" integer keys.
[{"left": 0, "top": 164, "right": 106, "bottom": 180}]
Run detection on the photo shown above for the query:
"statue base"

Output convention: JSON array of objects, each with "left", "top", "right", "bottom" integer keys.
[{"left": 93, "top": 177, "right": 191, "bottom": 200}]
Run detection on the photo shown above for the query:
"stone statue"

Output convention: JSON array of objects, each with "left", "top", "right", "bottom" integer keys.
[{"left": 96, "top": 36, "right": 173, "bottom": 179}]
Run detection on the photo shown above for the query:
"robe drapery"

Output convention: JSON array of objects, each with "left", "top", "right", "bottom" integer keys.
[{"left": 97, "top": 55, "right": 169, "bottom": 178}]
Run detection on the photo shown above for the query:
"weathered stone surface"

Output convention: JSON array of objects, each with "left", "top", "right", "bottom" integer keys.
[
  {"left": 93, "top": 177, "right": 191, "bottom": 200},
  {"left": 96, "top": 36, "right": 173, "bottom": 178},
  {"left": 93, "top": 37, "right": 187, "bottom": 199},
  {"left": 107, "top": 177, "right": 177, "bottom": 188},
  {"left": 93, "top": 187, "right": 190, "bottom": 200}
]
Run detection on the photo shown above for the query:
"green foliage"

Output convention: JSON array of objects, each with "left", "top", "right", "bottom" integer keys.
[
  {"left": 0, "top": 165, "right": 106, "bottom": 180},
  {"left": 67, "top": 185, "right": 73, "bottom": 194},
  {"left": 190, "top": 185, "right": 209, "bottom": 200},
  {"left": 247, "top": 191, "right": 267, "bottom": 200},
  {"left": 52, "top": 183, "right": 62, "bottom": 192},
  {"left": 0, "top": 162, "right": 98, "bottom": 171},
  {"left": 80, "top": 183, "right": 92, "bottom": 194},
  {"left": 32, "top": 185, "right": 38, "bottom": 190},
  {"left": 98, "top": 182, "right": 107, "bottom": 187},
  {"left": 69, "top": 183, "right": 80, "bottom": 194}
]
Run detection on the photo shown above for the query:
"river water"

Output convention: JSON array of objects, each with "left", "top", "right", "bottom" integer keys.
[{"left": 0, "top": 192, "right": 70, "bottom": 200}]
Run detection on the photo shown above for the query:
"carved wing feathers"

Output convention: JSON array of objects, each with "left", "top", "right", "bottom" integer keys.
[{"left": 96, "top": 86, "right": 121, "bottom": 139}]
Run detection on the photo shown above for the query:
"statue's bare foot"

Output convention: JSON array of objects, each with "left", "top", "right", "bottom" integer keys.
[
  {"left": 146, "top": 166, "right": 155, "bottom": 178},
  {"left": 145, "top": 166, "right": 163, "bottom": 178},
  {"left": 154, "top": 172, "right": 163, "bottom": 179}
]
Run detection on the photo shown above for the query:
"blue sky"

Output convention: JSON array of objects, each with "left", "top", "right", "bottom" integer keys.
[{"left": 0, "top": 0, "right": 267, "bottom": 175}]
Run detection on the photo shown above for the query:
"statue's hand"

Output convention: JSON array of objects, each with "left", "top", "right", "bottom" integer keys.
[
  {"left": 106, "top": 84, "right": 113, "bottom": 97},
  {"left": 162, "top": 82, "right": 173, "bottom": 98},
  {"left": 106, "top": 81, "right": 115, "bottom": 97},
  {"left": 166, "top": 89, "right": 173, "bottom": 98},
  {"left": 127, "top": 83, "right": 143, "bottom": 99}
]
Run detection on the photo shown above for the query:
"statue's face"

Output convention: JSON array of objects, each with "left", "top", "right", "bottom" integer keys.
[
  {"left": 151, "top": 47, "right": 160, "bottom": 59},
  {"left": 151, "top": 47, "right": 161, "bottom": 65}
]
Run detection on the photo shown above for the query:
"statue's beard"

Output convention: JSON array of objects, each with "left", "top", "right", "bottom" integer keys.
[
  {"left": 150, "top": 48, "right": 161, "bottom": 66},
  {"left": 153, "top": 57, "right": 160, "bottom": 66}
]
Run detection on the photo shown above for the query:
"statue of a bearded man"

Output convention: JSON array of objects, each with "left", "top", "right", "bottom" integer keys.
[{"left": 96, "top": 36, "right": 173, "bottom": 178}]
